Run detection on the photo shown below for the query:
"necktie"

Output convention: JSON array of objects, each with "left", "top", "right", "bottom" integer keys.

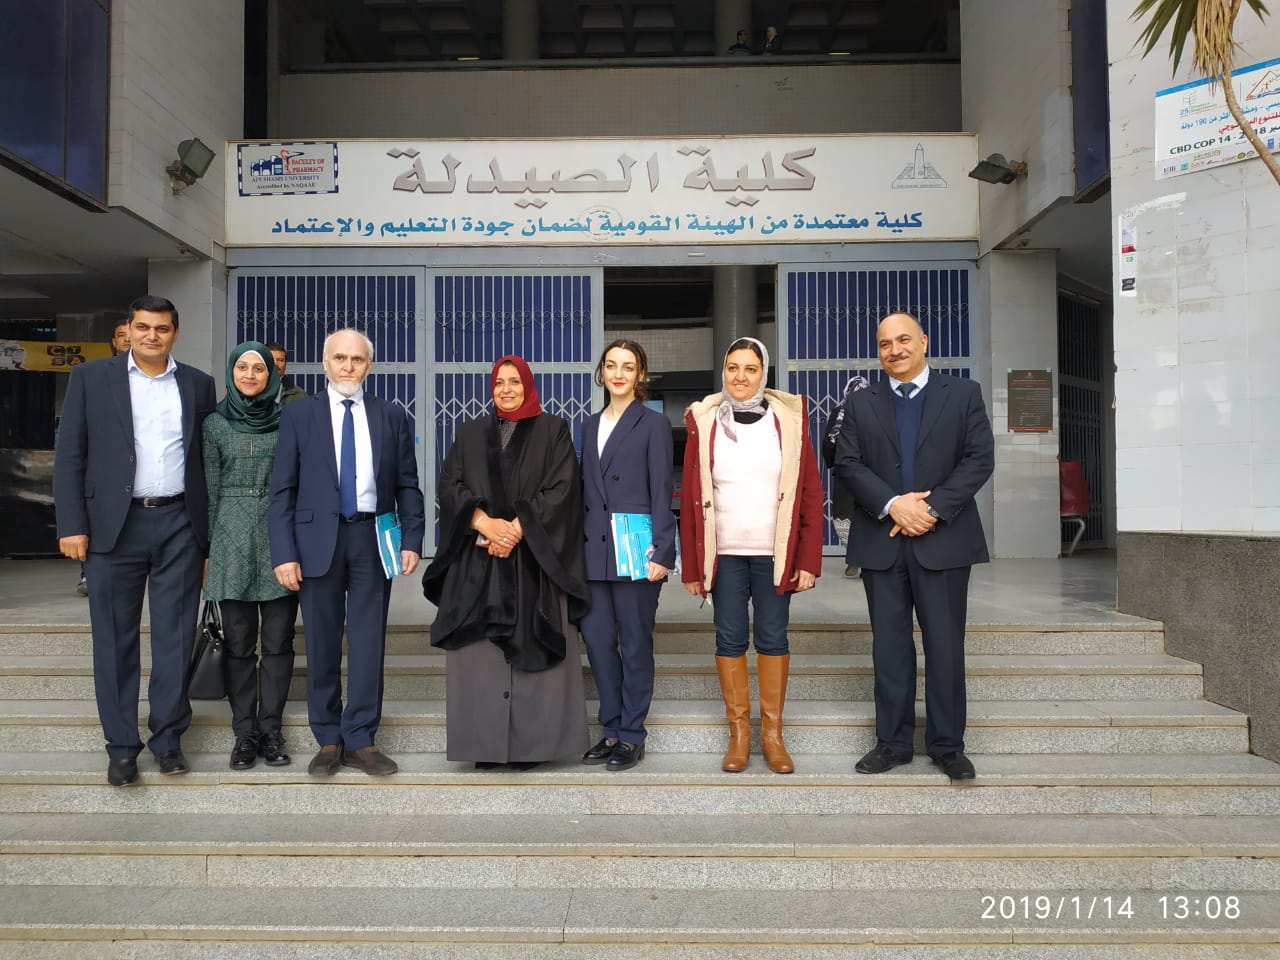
[
  {"left": 339, "top": 399, "right": 357, "bottom": 519},
  {"left": 897, "top": 382, "right": 915, "bottom": 400}
]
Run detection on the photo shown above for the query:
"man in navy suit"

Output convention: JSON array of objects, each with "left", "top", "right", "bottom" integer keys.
[
  {"left": 834, "top": 312, "right": 994, "bottom": 780},
  {"left": 268, "top": 328, "right": 425, "bottom": 777},
  {"left": 54, "top": 295, "right": 217, "bottom": 786}
]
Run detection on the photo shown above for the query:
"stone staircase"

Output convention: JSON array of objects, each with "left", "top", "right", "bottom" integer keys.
[{"left": 1, "top": 620, "right": 1279, "bottom": 958}]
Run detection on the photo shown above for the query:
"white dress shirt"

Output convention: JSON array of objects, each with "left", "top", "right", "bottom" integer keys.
[
  {"left": 328, "top": 384, "right": 377, "bottom": 512},
  {"left": 596, "top": 412, "right": 618, "bottom": 457},
  {"left": 882, "top": 366, "right": 931, "bottom": 516},
  {"left": 128, "top": 352, "right": 185, "bottom": 497}
]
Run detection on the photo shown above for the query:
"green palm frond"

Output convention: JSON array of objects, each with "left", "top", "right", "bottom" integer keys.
[{"left": 1132, "top": 0, "right": 1270, "bottom": 75}]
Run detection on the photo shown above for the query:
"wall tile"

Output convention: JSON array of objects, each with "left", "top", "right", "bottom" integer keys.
[{"left": 1179, "top": 396, "right": 1250, "bottom": 446}]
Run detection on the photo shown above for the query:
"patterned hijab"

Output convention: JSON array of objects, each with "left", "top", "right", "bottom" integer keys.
[
  {"left": 716, "top": 336, "right": 770, "bottom": 442},
  {"left": 216, "top": 341, "right": 282, "bottom": 434},
  {"left": 491, "top": 355, "right": 543, "bottom": 422}
]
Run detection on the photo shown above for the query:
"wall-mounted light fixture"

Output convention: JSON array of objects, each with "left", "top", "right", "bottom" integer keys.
[
  {"left": 166, "top": 138, "right": 216, "bottom": 192},
  {"left": 967, "top": 153, "right": 1027, "bottom": 185}
]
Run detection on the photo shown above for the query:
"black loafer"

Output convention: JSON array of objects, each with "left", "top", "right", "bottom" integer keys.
[
  {"left": 606, "top": 741, "right": 644, "bottom": 772},
  {"left": 229, "top": 735, "right": 259, "bottom": 770},
  {"left": 855, "top": 744, "right": 910, "bottom": 775},
  {"left": 107, "top": 757, "right": 138, "bottom": 787},
  {"left": 307, "top": 744, "right": 344, "bottom": 777},
  {"left": 582, "top": 737, "right": 617, "bottom": 765},
  {"left": 260, "top": 733, "right": 291, "bottom": 766},
  {"left": 158, "top": 750, "right": 190, "bottom": 775},
  {"left": 932, "top": 751, "right": 976, "bottom": 780},
  {"left": 341, "top": 745, "right": 399, "bottom": 776}
]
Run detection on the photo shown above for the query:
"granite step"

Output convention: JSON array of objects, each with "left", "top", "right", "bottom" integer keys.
[
  {"left": 3, "top": 942, "right": 1278, "bottom": 960},
  {"left": 0, "top": 653, "right": 1206, "bottom": 702},
  {"left": 0, "top": 698, "right": 1250, "bottom": 755},
  {"left": 2, "top": 812, "right": 1278, "bottom": 890},
  {"left": 0, "top": 624, "right": 1170, "bottom": 657},
  {"left": 3, "top": 752, "right": 1279, "bottom": 817},
  {"left": 0, "top": 885, "right": 1276, "bottom": 948}
]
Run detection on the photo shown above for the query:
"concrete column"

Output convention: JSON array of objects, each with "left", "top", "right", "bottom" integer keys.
[
  {"left": 715, "top": 0, "right": 752, "bottom": 51},
  {"left": 977, "top": 249, "right": 1061, "bottom": 559},
  {"left": 149, "top": 257, "right": 227, "bottom": 377},
  {"left": 502, "top": 0, "right": 538, "bottom": 60},
  {"left": 712, "top": 265, "right": 757, "bottom": 375}
]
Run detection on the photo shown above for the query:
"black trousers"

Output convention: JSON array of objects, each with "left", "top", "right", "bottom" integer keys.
[
  {"left": 220, "top": 595, "right": 299, "bottom": 739},
  {"left": 861, "top": 537, "right": 971, "bottom": 759},
  {"left": 85, "top": 500, "right": 202, "bottom": 762}
]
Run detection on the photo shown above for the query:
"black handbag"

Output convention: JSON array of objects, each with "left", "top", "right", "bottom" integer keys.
[{"left": 186, "top": 599, "right": 228, "bottom": 700}]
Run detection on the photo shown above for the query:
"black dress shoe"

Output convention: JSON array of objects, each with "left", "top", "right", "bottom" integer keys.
[
  {"left": 474, "top": 761, "right": 503, "bottom": 770},
  {"left": 307, "top": 744, "right": 343, "bottom": 777},
  {"left": 229, "top": 734, "right": 259, "bottom": 770},
  {"left": 107, "top": 757, "right": 138, "bottom": 787},
  {"left": 606, "top": 741, "right": 644, "bottom": 772},
  {"left": 341, "top": 745, "right": 399, "bottom": 776},
  {"left": 508, "top": 761, "right": 541, "bottom": 771},
  {"left": 582, "top": 736, "right": 617, "bottom": 765},
  {"left": 158, "top": 750, "right": 190, "bottom": 775},
  {"left": 932, "top": 751, "right": 976, "bottom": 780},
  {"left": 260, "top": 733, "right": 291, "bottom": 767},
  {"left": 855, "top": 744, "right": 910, "bottom": 775}
]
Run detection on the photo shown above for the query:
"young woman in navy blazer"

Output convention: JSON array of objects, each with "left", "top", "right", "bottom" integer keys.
[{"left": 579, "top": 340, "right": 676, "bottom": 771}]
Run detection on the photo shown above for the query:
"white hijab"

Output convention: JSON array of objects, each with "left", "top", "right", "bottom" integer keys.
[{"left": 716, "top": 337, "right": 770, "bottom": 442}]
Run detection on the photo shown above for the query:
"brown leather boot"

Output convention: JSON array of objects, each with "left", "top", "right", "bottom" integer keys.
[
  {"left": 715, "top": 655, "right": 751, "bottom": 772},
  {"left": 757, "top": 653, "right": 795, "bottom": 774}
]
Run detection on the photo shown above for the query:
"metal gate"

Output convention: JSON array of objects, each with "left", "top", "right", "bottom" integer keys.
[
  {"left": 777, "top": 264, "right": 976, "bottom": 552},
  {"left": 428, "top": 269, "right": 603, "bottom": 542},
  {"left": 229, "top": 267, "right": 602, "bottom": 552},
  {"left": 1057, "top": 291, "right": 1106, "bottom": 546},
  {"left": 230, "top": 267, "right": 426, "bottom": 476}
]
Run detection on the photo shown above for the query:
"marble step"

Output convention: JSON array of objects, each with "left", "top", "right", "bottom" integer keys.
[
  {"left": 3, "top": 752, "right": 1279, "bottom": 816},
  {"left": 0, "top": 885, "right": 1276, "bottom": 948},
  {"left": 2, "top": 812, "right": 1278, "bottom": 891},
  {"left": 0, "top": 653, "right": 1206, "bottom": 702},
  {"left": 0, "top": 623, "right": 1169, "bottom": 657},
  {"left": 4, "top": 943, "right": 1279, "bottom": 960},
  {"left": 0, "top": 698, "right": 1250, "bottom": 756}
]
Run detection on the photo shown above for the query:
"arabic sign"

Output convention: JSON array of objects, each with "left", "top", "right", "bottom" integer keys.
[
  {"left": 225, "top": 136, "right": 977, "bottom": 246},
  {"left": 1155, "top": 54, "right": 1280, "bottom": 180},
  {"left": 238, "top": 142, "right": 339, "bottom": 196},
  {"left": 0, "top": 340, "right": 111, "bottom": 372},
  {"left": 1007, "top": 369, "right": 1053, "bottom": 433}
]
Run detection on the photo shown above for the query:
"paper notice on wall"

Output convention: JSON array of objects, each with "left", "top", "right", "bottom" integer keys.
[
  {"left": 1154, "top": 55, "right": 1280, "bottom": 180},
  {"left": 1118, "top": 215, "right": 1137, "bottom": 297}
]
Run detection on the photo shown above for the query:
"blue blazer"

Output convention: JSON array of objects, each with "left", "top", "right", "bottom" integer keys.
[
  {"left": 832, "top": 372, "right": 994, "bottom": 572},
  {"left": 581, "top": 402, "right": 676, "bottom": 581},
  {"left": 54, "top": 354, "right": 216, "bottom": 553},
  {"left": 268, "top": 391, "right": 426, "bottom": 578}
]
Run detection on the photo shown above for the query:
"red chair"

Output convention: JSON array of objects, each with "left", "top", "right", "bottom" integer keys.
[{"left": 1059, "top": 460, "right": 1090, "bottom": 557}]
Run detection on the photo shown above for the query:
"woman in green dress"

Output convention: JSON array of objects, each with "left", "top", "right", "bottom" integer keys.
[{"left": 203, "top": 341, "right": 299, "bottom": 769}]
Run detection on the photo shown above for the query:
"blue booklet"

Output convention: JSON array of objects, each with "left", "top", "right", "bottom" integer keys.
[
  {"left": 612, "top": 512, "right": 653, "bottom": 580},
  {"left": 375, "top": 512, "right": 402, "bottom": 579}
]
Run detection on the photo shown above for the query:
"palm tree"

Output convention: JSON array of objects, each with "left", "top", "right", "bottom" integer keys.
[{"left": 1133, "top": 0, "right": 1280, "bottom": 186}]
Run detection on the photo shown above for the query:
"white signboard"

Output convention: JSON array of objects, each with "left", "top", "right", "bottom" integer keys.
[
  {"left": 225, "top": 136, "right": 977, "bottom": 246},
  {"left": 1154, "top": 54, "right": 1280, "bottom": 180}
]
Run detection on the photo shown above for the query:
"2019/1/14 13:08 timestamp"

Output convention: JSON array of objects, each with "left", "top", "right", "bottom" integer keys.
[{"left": 979, "top": 894, "right": 1243, "bottom": 921}]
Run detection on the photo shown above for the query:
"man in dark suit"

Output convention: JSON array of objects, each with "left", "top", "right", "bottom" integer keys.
[
  {"left": 268, "top": 328, "right": 425, "bottom": 777},
  {"left": 833, "top": 312, "right": 994, "bottom": 780},
  {"left": 54, "top": 295, "right": 217, "bottom": 786}
]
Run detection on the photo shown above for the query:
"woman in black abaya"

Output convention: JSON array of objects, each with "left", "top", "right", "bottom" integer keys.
[{"left": 422, "top": 355, "right": 590, "bottom": 770}]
